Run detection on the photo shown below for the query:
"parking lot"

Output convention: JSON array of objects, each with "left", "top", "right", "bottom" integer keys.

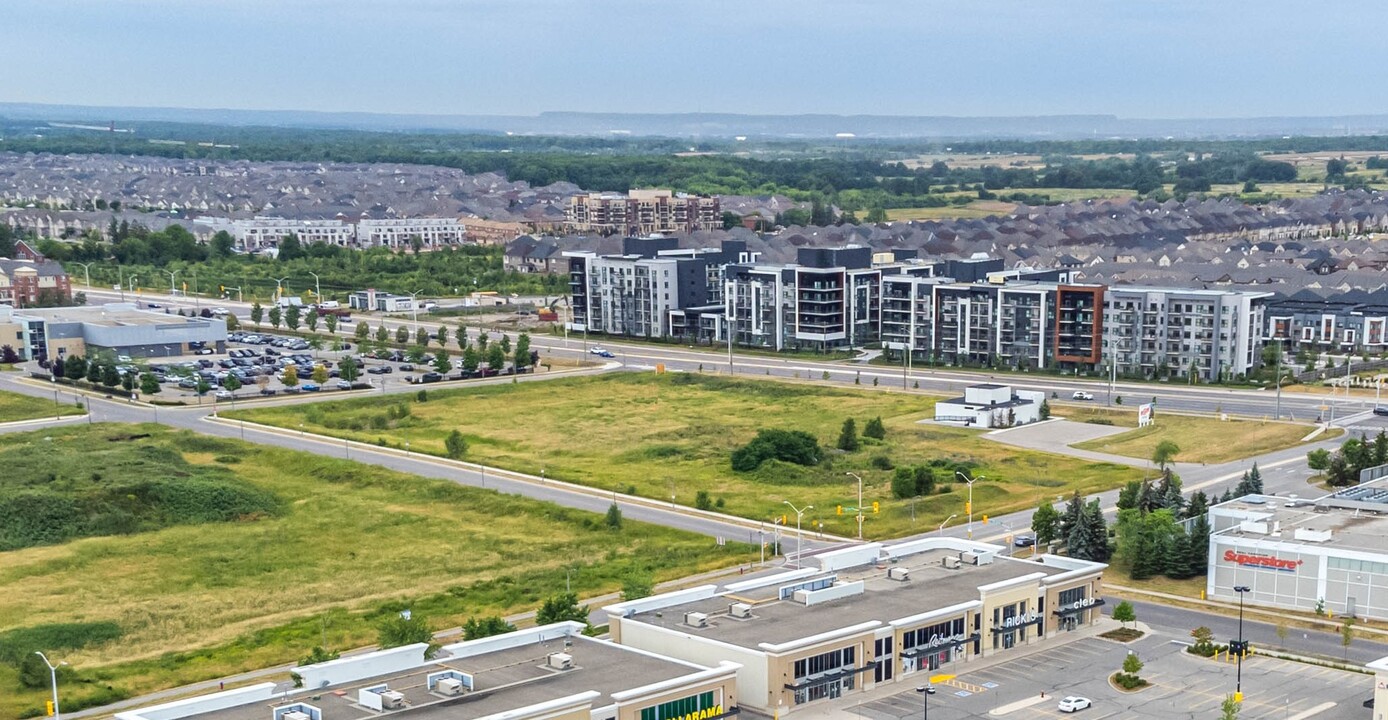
[{"left": 851, "top": 638, "right": 1367, "bottom": 720}]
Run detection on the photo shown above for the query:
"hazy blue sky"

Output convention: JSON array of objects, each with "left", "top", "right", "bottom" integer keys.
[{"left": 6, "top": 0, "right": 1386, "bottom": 118}]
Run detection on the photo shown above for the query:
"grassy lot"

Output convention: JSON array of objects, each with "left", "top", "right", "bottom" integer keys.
[
  {"left": 0, "top": 389, "right": 84, "bottom": 424},
  {"left": 229, "top": 374, "right": 1145, "bottom": 539},
  {"left": 1065, "top": 406, "right": 1325, "bottom": 464},
  {"left": 0, "top": 424, "right": 751, "bottom": 718}
]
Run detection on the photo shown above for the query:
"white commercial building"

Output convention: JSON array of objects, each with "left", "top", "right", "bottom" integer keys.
[
  {"left": 1208, "top": 482, "right": 1388, "bottom": 620},
  {"left": 934, "top": 383, "right": 1045, "bottom": 428}
]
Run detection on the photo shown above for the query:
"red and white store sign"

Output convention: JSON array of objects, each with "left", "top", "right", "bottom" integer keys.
[{"left": 1224, "top": 549, "right": 1303, "bottom": 572}]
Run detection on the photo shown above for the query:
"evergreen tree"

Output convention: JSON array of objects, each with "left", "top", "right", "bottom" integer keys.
[
  {"left": 863, "top": 416, "right": 886, "bottom": 440},
  {"left": 837, "top": 418, "right": 860, "bottom": 451},
  {"left": 1082, "top": 499, "right": 1111, "bottom": 562},
  {"left": 1185, "top": 490, "right": 1209, "bottom": 521},
  {"left": 514, "top": 332, "right": 532, "bottom": 370},
  {"left": 1186, "top": 514, "right": 1211, "bottom": 576},
  {"left": 1116, "top": 480, "right": 1142, "bottom": 511},
  {"left": 1246, "top": 463, "right": 1263, "bottom": 494},
  {"left": 1163, "top": 532, "right": 1191, "bottom": 578},
  {"left": 1060, "top": 491, "right": 1084, "bottom": 542}
]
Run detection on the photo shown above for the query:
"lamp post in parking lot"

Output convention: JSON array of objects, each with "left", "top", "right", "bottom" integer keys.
[
  {"left": 1234, "top": 584, "right": 1250, "bottom": 702},
  {"left": 915, "top": 684, "right": 935, "bottom": 720}
]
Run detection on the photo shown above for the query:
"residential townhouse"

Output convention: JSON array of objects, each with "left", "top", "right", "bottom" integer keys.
[
  {"left": 355, "top": 217, "right": 466, "bottom": 250},
  {"left": 1265, "top": 298, "right": 1388, "bottom": 353},
  {"left": 193, "top": 216, "right": 468, "bottom": 252},
  {"left": 0, "top": 257, "right": 72, "bottom": 307}
]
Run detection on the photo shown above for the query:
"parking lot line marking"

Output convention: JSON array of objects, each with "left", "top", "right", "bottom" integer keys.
[{"left": 1286, "top": 701, "right": 1337, "bottom": 720}]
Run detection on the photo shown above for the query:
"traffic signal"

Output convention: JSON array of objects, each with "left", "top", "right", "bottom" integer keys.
[
  {"left": 872, "top": 501, "right": 880, "bottom": 514},
  {"left": 965, "top": 502, "right": 972, "bottom": 514},
  {"left": 781, "top": 514, "right": 787, "bottom": 525},
  {"left": 837, "top": 505, "right": 843, "bottom": 516},
  {"left": 220, "top": 285, "right": 225, "bottom": 292},
  {"left": 46, "top": 700, "right": 53, "bottom": 717}
]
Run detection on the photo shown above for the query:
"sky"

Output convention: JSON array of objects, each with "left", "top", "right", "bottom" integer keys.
[{"left": 5, "top": 0, "right": 1388, "bottom": 119}]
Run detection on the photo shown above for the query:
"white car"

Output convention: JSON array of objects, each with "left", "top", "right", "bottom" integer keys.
[
  {"left": 1071, "top": 391, "right": 1094, "bottom": 401},
  {"left": 1058, "top": 696, "right": 1092, "bottom": 713},
  {"left": 211, "top": 307, "right": 229, "bottom": 316},
  {"left": 589, "top": 347, "right": 608, "bottom": 355}
]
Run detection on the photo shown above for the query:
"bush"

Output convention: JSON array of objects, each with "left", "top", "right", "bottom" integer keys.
[
  {"left": 837, "top": 419, "right": 860, "bottom": 451},
  {"left": 870, "top": 454, "right": 894, "bottom": 470},
  {"left": 299, "top": 646, "right": 340, "bottom": 666},
  {"left": 695, "top": 490, "right": 713, "bottom": 510},
  {"left": 891, "top": 465, "right": 937, "bottom": 499},
  {"left": 863, "top": 417, "right": 886, "bottom": 440},
  {"left": 731, "top": 429, "right": 822, "bottom": 472}
]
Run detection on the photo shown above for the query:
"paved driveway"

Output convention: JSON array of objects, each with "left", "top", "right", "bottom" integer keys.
[{"left": 985, "top": 419, "right": 1147, "bottom": 467}]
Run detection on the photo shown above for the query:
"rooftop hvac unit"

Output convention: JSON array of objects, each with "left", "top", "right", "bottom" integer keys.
[
  {"left": 685, "top": 611, "right": 709, "bottom": 628},
  {"left": 548, "top": 653, "right": 574, "bottom": 670},
  {"left": 975, "top": 551, "right": 994, "bottom": 566},
  {"left": 961, "top": 551, "right": 980, "bottom": 565},
  {"left": 729, "top": 603, "right": 752, "bottom": 618},
  {"left": 436, "top": 678, "right": 465, "bottom": 696},
  {"left": 943, "top": 556, "right": 962, "bottom": 570},
  {"left": 380, "top": 690, "right": 405, "bottom": 709},
  {"left": 887, "top": 567, "right": 910, "bottom": 581},
  {"left": 283, "top": 713, "right": 311, "bottom": 720}
]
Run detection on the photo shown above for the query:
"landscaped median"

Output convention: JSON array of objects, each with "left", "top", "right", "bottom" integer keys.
[
  {"left": 1061, "top": 405, "right": 1332, "bottom": 464},
  {"left": 0, "top": 423, "right": 753, "bottom": 719},
  {"left": 225, "top": 373, "right": 1148, "bottom": 539}
]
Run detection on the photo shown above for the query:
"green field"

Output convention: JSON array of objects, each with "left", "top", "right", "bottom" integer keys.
[
  {"left": 0, "top": 424, "right": 751, "bottom": 718},
  {"left": 229, "top": 374, "right": 1146, "bottom": 539},
  {"left": 1063, "top": 406, "right": 1327, "bottom": 464},
  {"left": 0, "top": 389, "right": 84, "bottom": 424}
]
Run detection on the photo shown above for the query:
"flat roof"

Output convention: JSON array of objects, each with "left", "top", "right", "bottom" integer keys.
[
  {"left": 177, "top": 636, "right": 702, "bottom": 720},
  {"left": 1214, "top": 494, "right": 1388, "bottom": 555},
  {"left": 627, "top": 549, "right": 1065, "bottom": 650},
  {"left": 17, "top": 304, "right": 212, "bottom": 328}
]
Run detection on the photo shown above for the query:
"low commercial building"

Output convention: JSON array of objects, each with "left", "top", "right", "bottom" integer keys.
[
  {"left": 606, "top": 538, "right": 1106, "bottom": 715},
  {"left": 934, "top": 383, "right": 1045, "bottom": 428},
  {"left": 116, "top": 624, "right": 741, "bottom": 720},
  {"left": 0, "top": 303, "right": 226, "bottom": 361},
  {"left": 349, "top": 289, "right": 416, "bottom": 313},
  {"left": 1208, "top": 482, "right": 1388, "bottom": 620}
]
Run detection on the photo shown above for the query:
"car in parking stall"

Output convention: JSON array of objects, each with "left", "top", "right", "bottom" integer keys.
[{"left": 1057, "top": 697, "right": 1091, "bottom": 713}]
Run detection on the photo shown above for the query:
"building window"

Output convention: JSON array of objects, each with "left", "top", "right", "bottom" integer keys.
[{"left": 640, "top": 691, "right": 716, "bottom": 720}]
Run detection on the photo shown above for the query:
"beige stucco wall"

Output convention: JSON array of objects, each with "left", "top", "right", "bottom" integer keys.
[{"left": 616, "top": 674, "right": 737, "bottom": 720}]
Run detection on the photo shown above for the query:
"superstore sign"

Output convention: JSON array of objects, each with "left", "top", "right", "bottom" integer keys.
[{"left": 1224, "top": 550, "right": 1302, "bottom": 572}]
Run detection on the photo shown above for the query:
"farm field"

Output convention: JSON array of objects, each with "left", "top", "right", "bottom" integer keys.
[
  {"left": 0, "top": 389, "right": 84, "bottom": 423},
  {"left": 229, "top": 374, "right": 1146, "bottom": 539},
  {"left": 0, "top": 424, "right": 750, "bottom": 718}
]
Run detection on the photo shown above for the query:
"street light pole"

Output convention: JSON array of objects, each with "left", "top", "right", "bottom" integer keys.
[
  {"left": 938, "top": 513, "right": 956, "bottom": 537},
  {"left": 957, "top": 472, "right": 982, "bottom": 539},
  {"left": 783, "top": 500, "right": 812, "bottom": 568},
  {"left": 847, "top": 471, "right": 864, "bottom": 540},
  {"left": 1234, "top": 585, "right": 1250, "bottom": 703},
  {"left": 408, "top": 289, "right": 424, "bottom": 331},
  {"left": 915, "top": 684, "right": 935, "bottom": 720},
  {"left": 72, "top": 261, "right": 93, "bottom": 289},
  {"left": 34, "top": 652, "right": 66, "bottom": 720},
  {"left": 163, "top": 269, "right": 179, "bottom": 298},
  {"left": 307, "top": 271, "right": 321, "bottom": 302}
]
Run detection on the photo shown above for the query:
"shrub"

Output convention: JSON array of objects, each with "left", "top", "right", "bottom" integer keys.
[
  {"left": 837, "top": 419, "right": 860, "bottom": 451},
  {"left": 299, "top": 646, "right": 340, "bottom": 666},
  {"left": 731, "top": 429, "right": 822, "bottom": 472},
  {"left": 863, "top": 417, "right": 886, "bottom": 440},
  {"left": 870, "top": 454, "right": 894, "bottom": 470},
  {"left": 695, "top": 490, "right": 713, "bottom": 510}
]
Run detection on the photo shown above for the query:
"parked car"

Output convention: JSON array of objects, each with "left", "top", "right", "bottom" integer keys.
[
  {"left": 301, "top": 383, "right": 321, "bottom": 392},
  {"left": 117, "top": 354, "right": 133, "bottom": 363},
  {"left": 334, "top": 380, "right": 352, "bottom": 390},
  {"left": 420, "top": 372, "right": 443, "bottom": 383},
  {"left": 194, "top": 348, "right": 214, "bottom": 355},
  {"left": 367, "top": 365, "right": 392, "bottom": 375},
  {"left": 259, "top": 388, "right": 278, "bottom": 396},
  {"left": 1013, "top": 535, "right": 1036, "bottom": 548},
  {"left": 1057, "top": 697, "right": 1091, "bottom": 713},
  {"left": 399, "top": 363, "right": 415, "bottom": 371},
  {"left": 1071, "top": 391, "right": 1094, "bottom": 401},
  {"left": 214, "top": 390, "right": 233, "bottom": 399}
]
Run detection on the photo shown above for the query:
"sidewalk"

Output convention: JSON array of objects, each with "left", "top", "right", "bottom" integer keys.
[
  {"left": 1106, "top": 583, "right": 1388, "bottom": 639},
  {"left": 789, "top": 617, "right": 1130, "bottom": 720}
]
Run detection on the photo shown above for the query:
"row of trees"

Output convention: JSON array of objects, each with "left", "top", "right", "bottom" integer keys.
[{"left": 1031, "top": 491, "right": 1111, "bottom": 563}]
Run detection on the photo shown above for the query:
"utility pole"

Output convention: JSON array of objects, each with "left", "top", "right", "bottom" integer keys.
[
  {"left": 783, "top": 501, "right": 812, "bottom": 568},
  {"left": 847, "top": 472, "right": 864, "bottom": 540},
  {"left": 1275, "top": 345, "right": 1282, "bottom": 420}
]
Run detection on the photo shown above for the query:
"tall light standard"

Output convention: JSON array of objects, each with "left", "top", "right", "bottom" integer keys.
[
  {"left": 34, "top": 651, "right": 66, "bottom": 720},
  {"left": 846, "top": 471, "right": 865, "bottom": 540},
  {"left": 127, "top": 274, "right": 138, "bottom": 296},
  {"left": 307, "top": 271, "right": 322, "bottom": 303},
  {"left": 163, "top": 269, "right": 180, "bottom": 298},
  {"left": 783, "top": 500, "right": 812, "bottom": 568},
  {"left": 271, "top": 276, "right": 289, "bottom": 303},
  {"left": 937, "top": 513, "right": 957, "bottom": 537},
  {"left": 956, "top": 472, "right": 982, "bottom": 539},
  {"left": 1233, "top": 585, "right": 1250, "bottom": 702},
  {"left": 408, "top": 289, "right": 425, "bottom": 331},
  {"left": 915, "top": 684, "right": 936, "bottom": 720},
  {"left": 72, "top": 261, "right": 93, "bottom": 289}
]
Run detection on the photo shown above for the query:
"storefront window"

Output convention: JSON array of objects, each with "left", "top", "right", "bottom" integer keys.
[{"left": 640, "top": 691, "right": 716, "bottom": 720}]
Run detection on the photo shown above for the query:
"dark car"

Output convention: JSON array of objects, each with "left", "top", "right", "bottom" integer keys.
[
  {"left": 399, "top": 363, "right": 415, "bottom": 371},
  {"left": 259, "top": 388, "right": 277, "bottom": 396},
  {"left": 1375, "top": 407, "right": 1388, "bottom": 417},
  {"left": 367, "top": 365, "right": 392, "bottom": 375},
  {"left": 1013, "top": 535, "right": 1037, "bottom": 548}
]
